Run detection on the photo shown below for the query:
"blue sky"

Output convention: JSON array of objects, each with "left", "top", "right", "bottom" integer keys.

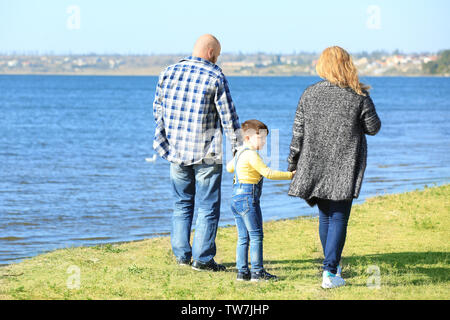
[{"left": 1, "top": 0, "right": 449, "bottom": 54}]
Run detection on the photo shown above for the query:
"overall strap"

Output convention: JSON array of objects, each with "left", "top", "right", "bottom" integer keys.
[{"left": 233, "top": 147, "right": 250, "bottom": 185}]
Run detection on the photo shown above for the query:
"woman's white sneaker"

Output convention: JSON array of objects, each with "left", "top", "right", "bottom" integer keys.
[{"left": 322, "top": 271, "right": 346, "bottom": 289}]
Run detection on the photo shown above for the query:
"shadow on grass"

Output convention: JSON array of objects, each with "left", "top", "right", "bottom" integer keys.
[{"left": 263, "top": 251, "right": 449, "bottom": 285}]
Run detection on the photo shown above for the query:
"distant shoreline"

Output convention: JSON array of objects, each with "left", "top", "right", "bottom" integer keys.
[
  {"left": 1, "top": 72, "right": 448, "bottom": 78},
  {"left": 2, "top": 51, "right": 448, "bottom": 78}
]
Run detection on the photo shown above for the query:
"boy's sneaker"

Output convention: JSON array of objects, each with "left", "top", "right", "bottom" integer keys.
[
  {"left": 192, "top": 259, "right": 226, "bottom": 272},
  {"left": 236, "top": 271, "right": 251, "bottom": 281},
  {"left": 251, "top": 269, "right": 278, "bottom": 282},
  {"left": 176, "top": 258, "right": 191, "bottom": 266},
  {"left": 321, "top": 271, "right": 346, "bottom": 289}
]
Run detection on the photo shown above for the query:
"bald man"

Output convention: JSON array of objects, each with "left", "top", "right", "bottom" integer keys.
[
  {"left": 153, "top": 34, "right": 241, "bottom": 272},
  {"left": 192, "top": 34, "right": 221, "bottom": 63}
]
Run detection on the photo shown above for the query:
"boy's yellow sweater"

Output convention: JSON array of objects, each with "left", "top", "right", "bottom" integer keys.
[{"left": 226, "top": 148, "right": 293, "bottom": 184}]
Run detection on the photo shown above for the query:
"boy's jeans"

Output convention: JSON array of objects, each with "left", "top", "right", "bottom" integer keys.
[
  {"left": 170, "top": 163, "right": 222, "bottom": 264},
  {"left": 317, "top": 198, "right": 353, "bottom": 274},
  {"left": 231, "top": 179, "right": 264, "bottom": 273}
]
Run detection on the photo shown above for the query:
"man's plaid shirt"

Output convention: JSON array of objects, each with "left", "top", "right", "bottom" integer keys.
[{"left": 153, "top": 56, "right": 241, "bottom": 165}]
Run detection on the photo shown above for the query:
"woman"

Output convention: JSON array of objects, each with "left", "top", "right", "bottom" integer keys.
[{"left": 287, "top": 46, "right": 381, "bottom": 289}]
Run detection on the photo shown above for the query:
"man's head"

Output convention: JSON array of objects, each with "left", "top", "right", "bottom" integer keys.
[
  {"left": 241, "top": 119, "right": 269, "bottom": 150},
  {"left": 192, "top": 34, "right": 221, "bottom": 64}
]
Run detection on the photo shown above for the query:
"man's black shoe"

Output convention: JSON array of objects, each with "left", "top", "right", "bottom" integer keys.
[{"left": 192, "top": 259, "right": 226, "bottom": 272}]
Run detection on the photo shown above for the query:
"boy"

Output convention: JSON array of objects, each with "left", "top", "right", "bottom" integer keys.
[{"left": 227, "top": 120, "right": 295, "bottom": 282}]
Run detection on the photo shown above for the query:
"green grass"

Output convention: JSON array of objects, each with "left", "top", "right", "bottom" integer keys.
[{"left": 1, "top": 184, "right": 449, "bottom": 300}]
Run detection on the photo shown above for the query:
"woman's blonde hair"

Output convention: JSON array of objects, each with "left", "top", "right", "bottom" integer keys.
[{"left": 316, "top": 46, "right": 370, "bottom": 96}]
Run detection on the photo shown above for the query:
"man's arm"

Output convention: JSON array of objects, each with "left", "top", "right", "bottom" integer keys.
[
  {"left": 153, "top": 75, "right": 163, "bottom": 121},
  {"left": 152, "top": 73, "right": 169, "bottom": 157},
  {"left": 215, "top": 75, "right": 242, "bottom": 156}
]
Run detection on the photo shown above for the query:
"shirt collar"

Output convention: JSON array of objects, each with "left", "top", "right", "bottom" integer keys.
[
  {"left": 242, "top": 143, "right": 258, "bottom": 152},
  {"left": 180, "top": 56, "right": 221, "bottom": 71}
]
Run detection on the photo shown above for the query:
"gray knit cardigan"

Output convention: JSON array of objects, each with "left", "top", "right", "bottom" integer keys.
[{"left": 287, "top": 80, "right": 381, "bottom": 206}]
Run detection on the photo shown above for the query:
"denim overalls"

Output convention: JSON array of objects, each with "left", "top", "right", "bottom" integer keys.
[{"left": 231, "top": 147, "right": 265, "bottom": 273}]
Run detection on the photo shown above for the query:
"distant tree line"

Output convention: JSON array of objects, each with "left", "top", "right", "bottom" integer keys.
[{"left": 423, "top": 50, "right": 450, "bottom": 75}]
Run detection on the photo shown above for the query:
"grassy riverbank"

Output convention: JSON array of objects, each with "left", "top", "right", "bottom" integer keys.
[{"left": 1, "top": 184, "right": 449, "bottom": 300}]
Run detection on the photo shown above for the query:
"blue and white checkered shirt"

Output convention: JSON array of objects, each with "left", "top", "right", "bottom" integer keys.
[{"left": 153, "top": 56, "right": 241, "bottom": 165}]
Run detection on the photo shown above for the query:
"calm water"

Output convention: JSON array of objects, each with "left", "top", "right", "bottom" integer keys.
[{"left": 1, "top": 75, "right": 449, "bottom": 266}]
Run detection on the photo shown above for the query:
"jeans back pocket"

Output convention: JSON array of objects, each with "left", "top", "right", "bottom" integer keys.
[{"left": 232, "top": 195, "right": 250, "bottom": 216}]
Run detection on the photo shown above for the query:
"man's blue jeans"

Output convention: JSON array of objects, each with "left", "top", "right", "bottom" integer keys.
[
  {"left": 317, "top": 198, "right": 353, "bottom": 274},
  {"left": 231, "top": 179, "right": 264, "bottom": 273},
  {"left": 170, "top": 163, "right": 222, "bottom": 264}
]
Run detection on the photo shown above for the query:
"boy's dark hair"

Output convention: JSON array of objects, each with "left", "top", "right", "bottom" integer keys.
[{"left": 241, "top": 119, "right": 269, "bottom": 136}]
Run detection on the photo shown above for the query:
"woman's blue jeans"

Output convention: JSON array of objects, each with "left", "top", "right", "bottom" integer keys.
[
  {"left": 317, "top": 198, "right": 353, "bottom": 274},
  {"left": 231, "top": 180, "right": 264, "bottom": 273},
  {"left": 170, "top": 163, "right": 222, "bottom": 264}
]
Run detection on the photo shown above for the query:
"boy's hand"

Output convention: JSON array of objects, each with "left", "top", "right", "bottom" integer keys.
[{"left": 292, "top": 170, "right": 296, "bottom": 176}]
